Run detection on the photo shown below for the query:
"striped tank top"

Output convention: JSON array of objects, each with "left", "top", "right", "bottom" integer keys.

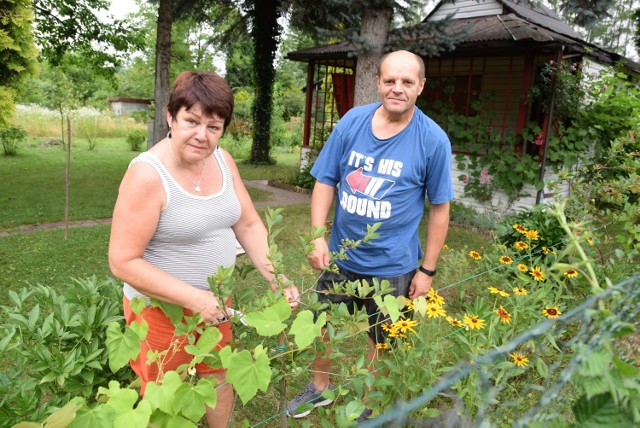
[{"left": 122, "top": 147, "right": 242, "bottom": 303}]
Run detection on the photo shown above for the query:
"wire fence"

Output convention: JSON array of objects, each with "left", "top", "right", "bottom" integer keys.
[{"left": 360, "top": 274, "right": 640, "bottom": 427}]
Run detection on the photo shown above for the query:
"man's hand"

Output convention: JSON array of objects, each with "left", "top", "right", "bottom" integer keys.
[
  {"left": 307, "top": 237, "right": 330, "bottom": 270},
  {"left": 282, "top": 285, "right": 300, "bottom": 309},
  {"left": 409, "top": 271, "right": 433, "bottom": 299}
]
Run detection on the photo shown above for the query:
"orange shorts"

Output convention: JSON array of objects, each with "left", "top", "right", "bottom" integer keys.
[{"left": 123, "top": 296, "right": 233, "bottom": 395}]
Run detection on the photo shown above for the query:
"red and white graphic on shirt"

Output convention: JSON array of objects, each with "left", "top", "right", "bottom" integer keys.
[{"left": 346, "top": 167, "right": 395, "bottom": 200}]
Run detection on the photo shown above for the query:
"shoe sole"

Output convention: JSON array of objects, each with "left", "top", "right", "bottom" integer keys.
[{"left": 288, "top": 398, "right": 334, "bottom": 418}]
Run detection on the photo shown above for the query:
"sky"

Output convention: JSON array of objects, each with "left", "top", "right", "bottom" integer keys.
[{"left": 106, "top": 0, "right": 139, "bottom": 20}]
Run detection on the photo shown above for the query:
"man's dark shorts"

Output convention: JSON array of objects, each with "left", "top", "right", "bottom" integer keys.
[{"left": 315, "top": 268, "right": 416, "bottom": 344}]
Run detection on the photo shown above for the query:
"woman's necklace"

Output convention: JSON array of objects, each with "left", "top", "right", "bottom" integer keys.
[{"left": 169, "top": 140, "right": 206, "bottom": 192}]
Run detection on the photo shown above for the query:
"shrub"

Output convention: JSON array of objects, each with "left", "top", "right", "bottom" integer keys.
[
  {"left": 494, "top": 203, "right": 566, "bottom": 250},
  {"left": 0, "top": 277, "right": 134, "bottom": 425},
  {"left": 126, "top": 129, "right": 146, "bottom": 151},
  {"left": 0, "top": 124, "right": 27, "bottom": 155}
]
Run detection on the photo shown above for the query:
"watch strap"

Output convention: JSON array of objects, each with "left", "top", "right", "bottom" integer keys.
[{"left": 418, "top": 266, "right": 437, "bottom": 277}]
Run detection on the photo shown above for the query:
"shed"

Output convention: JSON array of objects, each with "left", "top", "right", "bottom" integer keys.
[
  {"left": 286, "top": 0, "right": 640, "bottom": 214},
  {"left": 107, "top": 97, "right": 151, "bottom": 116}
]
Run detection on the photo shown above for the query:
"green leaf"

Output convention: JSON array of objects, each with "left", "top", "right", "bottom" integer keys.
[
  {"left": 224, "top": 346, "right": 271, "bottom": 404},
  {"left": 27, "top": 304, "right": 40, "bottom": 331},
  {"left": 612, "top": 356, "right": 640, "bottom": 378},
  {"left": 44, "top": 397, "right": 84, "bottom": 428},
  {"left": 579, "top": 348, "right": 611, "bottom": 377},
  {"left": 573, "top": 392, "right": 633, "bottom": 427},
  {"left": 101, "top": 381, "right": 140, "bottom": 414},
  {"left": 69, "top": 406, "right": 115, "bottom": 428},
  {"left": 345, "top": 400, "right": 365, "bottom": 421},
  {"left": 151, "top": 299, "right": 184, "bottom": 326},
  {"left": 535, "top": 357, "right": 549, "bottom": 379},
  {"left": 289, "top": 310, "right": 326, "bottom": 349},
  {"left": 174, "top": 378, "right": 217, "bottom": 422},
  {"left": 130, "top": 297, "right": 147, "bottom": 315},
  {"left": 113, "top": 400, "right": 152, "bottom": 428},
  {"left": 106, "top": 321, "right": 142, "bottom": 373},
  {"left": 195, "top": 326, "right": 222, "bottom": 353},
  {"left": 245, "top": 298, "right": 291, "bottom": 337},
  {"left": 143, "top": 371, "right": 183, "bottom": 415}
]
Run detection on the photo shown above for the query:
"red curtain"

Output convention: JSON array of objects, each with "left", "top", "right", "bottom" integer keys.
[{"left": 332, "top": 73, "right": 355, "bottom": 118}]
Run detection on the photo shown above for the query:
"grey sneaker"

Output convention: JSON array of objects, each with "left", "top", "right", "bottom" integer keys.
[
  {"left": 356, "top": 408, "right": 372, "bottom": 424},
  {"left": 286, "top": 382, "right": 335, "bottom": 418}
]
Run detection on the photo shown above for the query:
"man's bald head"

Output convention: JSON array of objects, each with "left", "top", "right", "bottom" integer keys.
[{"left": 377, "top": 50, "right": 425, "bottom": 80}]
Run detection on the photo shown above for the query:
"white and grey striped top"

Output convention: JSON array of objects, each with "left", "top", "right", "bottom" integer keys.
[{"left": 122, "top": 147, "right": 242, "bottom": 304}]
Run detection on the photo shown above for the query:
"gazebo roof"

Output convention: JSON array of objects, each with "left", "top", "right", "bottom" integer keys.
[{"left": 286, "top": 0, "right": 640, "bottom": 74}]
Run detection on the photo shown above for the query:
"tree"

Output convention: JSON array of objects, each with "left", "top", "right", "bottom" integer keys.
[
  {"left": 0, "top": 0, "right": 38, "bottom": 127},
  {"left": 152, "top": 0, "right": 173, "bottom": 145},
  {"left": 31, "top": 0, "right": 142, "bottom": 72}
]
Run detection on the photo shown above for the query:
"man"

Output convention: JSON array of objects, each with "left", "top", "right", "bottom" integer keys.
[{"left": 287, "top": 50, "right": 454, "bottom": 422}]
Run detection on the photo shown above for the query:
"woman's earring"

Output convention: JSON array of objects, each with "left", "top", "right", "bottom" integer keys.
[{"left": 166, "top": 127, "right": 172, "bottom": 139}]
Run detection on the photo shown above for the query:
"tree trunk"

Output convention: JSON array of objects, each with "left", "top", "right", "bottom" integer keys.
[
  {"left": 353, "top": 6, "right": 393, "bottom": 107},
  {"left": 152, "top": 0, "right": 173, "bottom": 147},
  {"left": 249, "top": 0, "right": 282, "bottom": 164}
]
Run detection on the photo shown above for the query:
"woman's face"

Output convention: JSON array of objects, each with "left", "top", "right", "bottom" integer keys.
[{"left": 167, "top": 103, "right": 225, "bottom": 161}]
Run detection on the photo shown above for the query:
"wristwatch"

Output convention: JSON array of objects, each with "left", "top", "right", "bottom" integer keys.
[{"left": 418, "top": 266, "right": 437, "bottom": 277}]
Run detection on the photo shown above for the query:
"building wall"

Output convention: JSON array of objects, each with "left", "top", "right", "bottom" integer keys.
[
  {"left": 452, "top": 156, "right": 572, "bottom": 216},
  {"left": 110, "top": 101, "right": 150, "bottom": 116}
]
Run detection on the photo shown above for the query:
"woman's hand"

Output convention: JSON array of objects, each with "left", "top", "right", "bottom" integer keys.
[
  {"left": 189, "top": 288, "right": 227, "bottom": 324},
  {"left": 270, "top": 276, "right": 300, "bottom": 309}
]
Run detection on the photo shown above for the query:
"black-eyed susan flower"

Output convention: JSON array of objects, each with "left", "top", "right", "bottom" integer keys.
[
  {"left": 442, "top": 244, "right": 449, "bottom": 250},
  {"left": 564, "top": 269, "right": 579, "bottom": 278},
  {"left": 446, "top": 317, "right": 465, "bottom": 328},
  {"left": 499, "top": 255, "right": 513, "bottom": 264},
  {"left": 494, "top": 306, "right": 511, "bottom": 324},
  {"left": 427, "top": 288, "right": 445, "bottom": 306},
  {"left": 426, "top": 303, "right": 447, "bottom": 319},
  {"left": 510, "top": 352, "right": 529, "bottom": 367},
  {"left": 513, "top": 286, "right": 528, "bottom": 296},
  {"left": 469, "top": 250, "right": 482, "bottom": 260},
  {"left": 529, "top": 266, "right": 546, "bottom": 281},
  {"left": 517, "top": 263, "right": 529, "bottom": 272},
  {"left": 394, "top": 319, "right": 418, "bottom": 334},
  {"left": 488, "top": 286, "right": 510, "bottom": 297},
  {"left": 513, "top": 224, "right": 528, "bottom": 234},
  {"left": 463, "top": 314, "right": 486, "bottom": 330},
  {"left": 514, "top": 241, "right": 529, "bottom": 251},
  {"left": 405, "top": 298, "right": 414, "bottom": 311},
  {"left": 586, "top": 237, "right": 594, "bottom": 246},
  {"left": 387, "top": 329, "right": 406, "bottom": 339},
  {"left": 382, "top": 323, "right": 396, "bottom": 334},
  {"left": 524, "top": 229, "right": 539, "bottom": 240},
  {"left": 542, "top": 307, "right": 561, "bottom": 319},
  {"left": 542, "top": 246, "right": 555, "bottom": 255},
  {"left": 376, "top": 342, "right": 391, "bottom": 350}
]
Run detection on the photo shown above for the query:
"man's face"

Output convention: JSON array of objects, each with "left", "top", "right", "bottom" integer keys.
[{"left": 376, "top": 52, "right": 426, "bottom": 118}]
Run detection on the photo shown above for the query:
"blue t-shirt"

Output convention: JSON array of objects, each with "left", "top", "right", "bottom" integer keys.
[{"left": 311, "top": 102, "right": 454, "bottom": 276}]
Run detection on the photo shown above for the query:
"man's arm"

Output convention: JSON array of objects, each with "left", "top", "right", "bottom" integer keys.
[
  {"left": 409, "top": 202, "right": 450, "bottom": 299},
  {"left": 308, "top": 181, "right": 336, "bottom": 270}
]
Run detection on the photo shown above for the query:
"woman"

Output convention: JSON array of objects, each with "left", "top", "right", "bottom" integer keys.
[{"left": 109, "top": 71, "right": 299, "bottom": 427}]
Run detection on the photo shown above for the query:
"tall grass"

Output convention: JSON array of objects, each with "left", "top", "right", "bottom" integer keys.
[{"left": 12, "top": 105, "right": 146, "bottom": 139}]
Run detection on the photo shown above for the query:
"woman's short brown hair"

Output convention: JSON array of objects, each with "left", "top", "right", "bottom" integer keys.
[{"left": 167, "top": 71, "right": 234, "bottom": 131}]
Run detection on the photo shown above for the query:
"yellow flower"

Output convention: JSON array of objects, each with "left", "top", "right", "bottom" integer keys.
[
  {"left": 488, "top": 286, "right": 510, "bottom": 297},
  {"left": 446, "top": 316, "right": 465, "bottom": 328},
  {"left": 426, "top": 288, "right": 445, "bottom": 306},
  {"left": 564, "top": 269, "right": 579, "bottom": 278},
  {"left": 442, "top": 244, "right": 449, "bottom": 250},
  {"left": 393, "top": 319, "right": 418, "bottom": 334},
  {"left": 382, "top": 323, "right": 396, "bottom": 333},
  {"left": 403, "top": 342, "right": 413, "bottom": 350},
  {"left": 514, "top": 241, "right": 529, "bottom": 251},
  {"left": 529, "top": 266, "right": 546, "bottom": 281},
  {"left": 510, "top": 352, "right": 529, "bottom": 367},
  {"left": 387, "top": 330, "right": 406, "bottom": 339},
  {"left": 542, "top": 246, "right": 555, "bottom": 255},
  {"left": 499, "top": 255, "right": 513, "bottom": 264},
  {"left": 463, "top": 314, "right": 486, "bottom": 330},
  {"left": 524, "top": 229, "right": 539, "bottom": 240},
  {"left": 376, "top": 342, "right": 391, "bottom": 350},
  {"left": 426, "top": 303, "right": 447, "bottom": 319},
  {"left": 469, "top": 250, "right": 482, "bottom": 260},
  {"left": 513, "top": 224, "right": 528, "bottom": 234},
  {"left": 513, "top": 286, "right": 528, "bottom": 296},
  {"left": 543, "top": 307, "right": 561, "bottom": 319},
  {"left": 517, "top": 263, "right": 529, "bottom": 272},
  {"left": 586, "top": 237, "right": 594, "bottom": 246},
  {"left": 405, "top": 298, "right": 414, "bottom": 311},
  {"left": 494, "top": 306, "right": 511, "bottom": 324}
]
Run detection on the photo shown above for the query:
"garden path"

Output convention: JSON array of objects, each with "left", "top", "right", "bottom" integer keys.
[{"left": 0, "top": 180, "right": 311, "bottom": 237}]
